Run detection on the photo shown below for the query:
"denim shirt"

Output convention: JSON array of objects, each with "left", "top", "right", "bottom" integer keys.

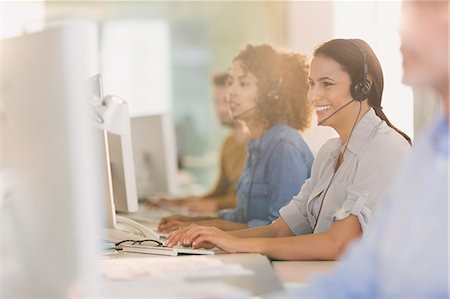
[{"left": 218, "top": 122, "right": 313, "bottom": 227}]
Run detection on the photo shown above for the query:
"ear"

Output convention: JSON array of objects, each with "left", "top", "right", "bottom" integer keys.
[{"left": 367, "top": 75, "right": 373, "bottom": 85}]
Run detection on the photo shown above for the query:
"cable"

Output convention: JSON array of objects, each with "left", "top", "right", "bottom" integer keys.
[{"left": 312, "top": 101, "right": 363, "bottom": 233}]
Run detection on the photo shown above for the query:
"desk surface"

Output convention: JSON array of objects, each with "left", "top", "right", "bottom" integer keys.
[
  {"left": 120, "top": 205, "right": 336, "bottom": 294},
  {"left": 272, "top": 261, "right": 337, "bottom": 284},
  {"left": 106, "top": 251, "right": 284, "bottom": 296},
  {"left": 212, "top": 253, "right": 283, "bottom": 296}
]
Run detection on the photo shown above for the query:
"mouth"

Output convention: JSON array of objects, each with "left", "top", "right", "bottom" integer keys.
[
  {"left": 315, "top": 105, "right": 332, "bottom": 113},
  {"left": 228, "top": 100, "right": 240, "bottom": 111}
]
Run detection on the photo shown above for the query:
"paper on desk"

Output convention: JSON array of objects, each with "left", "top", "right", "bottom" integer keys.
[
  {"left": 98, "top": 256, "right": 253, "bottom": 280},
  {"left": 99, "top": 277, "right": 251, "bottom": 299}
]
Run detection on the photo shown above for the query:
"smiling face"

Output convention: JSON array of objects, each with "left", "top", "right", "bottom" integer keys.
[
  {"left": 226, "top": 61, "right": 259, "bottom": 122},
  {"left": 308, "top": 55, "right": 359, "bottom": 128}
]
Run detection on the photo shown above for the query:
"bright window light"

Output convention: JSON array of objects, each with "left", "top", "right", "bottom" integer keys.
[
  {"left": 1, "top": 1, "right": 44, "bottom": 39},
  {"left": 100, "top": 20, "right": 171, "bottom": 116},
  {"left": 334, "top": 1, "right": 414, "bottom": 139}
]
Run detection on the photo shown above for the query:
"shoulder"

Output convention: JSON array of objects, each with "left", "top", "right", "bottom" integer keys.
[
  {"left": 363, "top": 122, "right": 411, "bottom": 157},
  {"left": 270, "top": 123, "right": 311, "bottom": 151},
  {"left": 315, "top": 137, "right": 341, "bottom": 162}
]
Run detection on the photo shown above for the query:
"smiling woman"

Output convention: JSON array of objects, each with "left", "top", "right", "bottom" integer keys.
[
  {"left": 159, "top": 44, "right": 314, "bottom": 233},
  {"left": 166, "top": 39, "right": 412, "bottom": 261}
]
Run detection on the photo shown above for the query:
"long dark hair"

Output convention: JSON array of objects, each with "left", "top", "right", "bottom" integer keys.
[{"left": 314, "top": 39, "right": 411, "bottom": 145}]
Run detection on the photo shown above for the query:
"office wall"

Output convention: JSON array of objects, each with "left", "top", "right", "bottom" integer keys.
[
  {"left": 287, "top": 1, "right": 338, "bottom": 154},
  {"left": 42, "top": 1, "right": 438, "bottom": 187},
  {"left": 44, "top": 1, "right": 288, "bottom": 188}
]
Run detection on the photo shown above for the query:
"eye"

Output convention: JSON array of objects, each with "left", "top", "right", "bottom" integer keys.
[
  {"left": 322, "top": 81, "right": 334, "bottom": 87},
  {"left": 308, "top": 80, "right": 314, "bottom": 87},
  {"left": 239, "top": 81, "right": 250, "bottom": 87}
]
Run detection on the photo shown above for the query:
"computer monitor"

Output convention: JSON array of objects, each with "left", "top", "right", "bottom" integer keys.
[
  {"left": 130, "top": 114, "right": 178, "bottom": 198},
  {"left": 1, "top": 22, "right": 102, "bottom": 297},
  {"left": 89, "top": 75, "right": 139, "bottom": 216}
]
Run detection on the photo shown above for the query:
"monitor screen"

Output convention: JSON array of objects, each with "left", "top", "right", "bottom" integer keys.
[{"left": 130, "top": 114, "right": 178, "bottom": 198}]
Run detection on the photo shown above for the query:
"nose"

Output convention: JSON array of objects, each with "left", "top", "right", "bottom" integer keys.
[{"left": 227, "top": 83, "right": 237, "bottom": 100}]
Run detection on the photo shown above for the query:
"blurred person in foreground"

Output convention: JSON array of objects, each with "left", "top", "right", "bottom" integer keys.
[{"left": 272, "top": 1, "right": 449, "bottom": 297}]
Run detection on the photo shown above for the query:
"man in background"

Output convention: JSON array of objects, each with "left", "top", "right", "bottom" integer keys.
[
  {"left": 166, "top": 73, "right": 248, "bottom": 214},
  {"left": 279, "top": 1, "right": 449, "bottom": 297}
]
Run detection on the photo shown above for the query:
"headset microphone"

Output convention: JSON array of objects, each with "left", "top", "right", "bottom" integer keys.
[
  {"left": 231, "top": 105, "right": 258, "bottom": 120},
  {"left": 317, "top": 99, "right": 354, "bottom": 126}
]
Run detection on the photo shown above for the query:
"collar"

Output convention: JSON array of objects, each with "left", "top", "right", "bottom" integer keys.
[
  {"left": 328, "top": 108, "right": 383, "bottom": 157},
  {"left": 345, "top": 108, "right": 383, "bottom": 155}
]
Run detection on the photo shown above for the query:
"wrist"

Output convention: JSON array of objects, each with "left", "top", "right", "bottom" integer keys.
[{"left": 239, "top": 238, "right": 265, "bottom": 254}]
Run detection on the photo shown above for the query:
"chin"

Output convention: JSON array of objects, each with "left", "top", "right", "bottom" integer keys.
[{"left": 402, "top": 72, "right": 432, "bottom": 87}]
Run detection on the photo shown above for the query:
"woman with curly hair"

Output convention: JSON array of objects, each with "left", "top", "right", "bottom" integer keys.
[
  {"left": 159, "top": 44, "right": 314, "bottom": 232},
  {"left": 165, "top": 39, "right": 411, "bottom": 261}
]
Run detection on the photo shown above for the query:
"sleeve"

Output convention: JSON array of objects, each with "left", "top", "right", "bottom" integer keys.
[
  {"left": 277, "top": 193, "right": 396, "bottom": 299},
  {"left": 333, "top": 137, "right": 410, "bottom": 233},
  {"left": 248, "top": 141, "right": 313, "bottom": 228},
  {"left": 217, "top": 199, "right": 245, "bottom": 223}
]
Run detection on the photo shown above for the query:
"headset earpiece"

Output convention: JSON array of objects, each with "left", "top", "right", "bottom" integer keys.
[
  {"left": 350, "top": 40, "right": 372, "bottom": 102},
  {"left": 351, "top": 80, "right": 372, "bottom": 102},
  {"left": 266, "top": 76, "right": 283, "bottom": 101},
  {"left": 267, "top": 90, "right": 280, "bottom": 101}
]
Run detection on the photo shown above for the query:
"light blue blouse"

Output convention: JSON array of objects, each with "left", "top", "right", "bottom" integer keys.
[{"left": 218, "top": 122, "right": 313, "bottom": 227}]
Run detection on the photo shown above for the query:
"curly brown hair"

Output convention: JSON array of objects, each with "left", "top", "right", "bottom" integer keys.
[{"left": 232, "top": 44, "right": 312, "bottom": 131}]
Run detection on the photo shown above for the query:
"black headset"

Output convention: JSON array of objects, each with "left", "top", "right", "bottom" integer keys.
[
  {"left": 350, "top": 40, "right": 372, "bottom": 102},
  {"left": 266, "top": 76, "right": 283, "bottom": 101}
]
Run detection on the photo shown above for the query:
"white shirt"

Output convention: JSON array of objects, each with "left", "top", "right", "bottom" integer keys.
[
  {"left": 281, "top": 116, "right": 450, "bottom": 298},
  {"left": 280, "top": 109, "right": 411, "bottom": 235}
]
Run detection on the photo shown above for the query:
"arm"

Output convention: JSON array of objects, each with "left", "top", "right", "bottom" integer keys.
[
  {"left": 158, "top": 215, "right": 217, "bottom": 232},
  {"left": 182, "top": 193, "right": 236, "bottom": 212},
  {"left": 230, "top": 217, "right": 294, "bottom": 238},
  {"left": 158, "top": 213, "right": 248, "bottom": 233},
  {"left": 193, "top": 218, "right": 248, "bottom": 231},
  {"left": 237, "top": 215, "right": 361, "bottom": 260},
  {"left": 166, "top": 217, "right": 294, "bottom": 251},
  {"left": 172, "top": 215, "right": 360, "bottom": 260}
]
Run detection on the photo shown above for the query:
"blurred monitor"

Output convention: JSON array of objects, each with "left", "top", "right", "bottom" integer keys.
[
  {"left": 1, "top": 22, "right": 102, "bottom": 297},
  {"left": 130, "top": 114, "right": 178, "bottom": 198},
  {"left": 89, "top": 74, "right": 139, "bottom": 215}
]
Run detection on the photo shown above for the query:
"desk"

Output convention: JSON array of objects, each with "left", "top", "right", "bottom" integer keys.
[
  {"left": 212, "top": 253, "right": 283, "bottom": 295},
  {"left": 273, "top": 261, "right": 337, "bottom": 284},
  {"left": 101, "top": 251, "right": 284, "bottom": 297},
  {"left": 118, "top": 205, "right": 335, "bottom": 295}
]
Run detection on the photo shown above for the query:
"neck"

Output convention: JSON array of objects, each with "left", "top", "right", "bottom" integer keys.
[
  {"left": 232, "top": 124, "right": 250, "bottom": 144},
  {"left": 334, "top": 106, "right": 370, "bottom": 145},
  {"left": 245, "top": 119, "right": 266, "bottom": 139}
]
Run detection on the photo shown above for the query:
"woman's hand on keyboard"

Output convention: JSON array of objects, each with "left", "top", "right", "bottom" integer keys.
[
  {"left": 158, "top": 215, "right": 193, "bottom": 233},
  {"left": 166, "top": 224, "right": 243, "bottom": 254}
]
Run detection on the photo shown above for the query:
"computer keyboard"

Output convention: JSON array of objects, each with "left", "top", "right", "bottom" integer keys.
[{"left": 120, "top": 243, "right": 214, "bottom": 256}]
